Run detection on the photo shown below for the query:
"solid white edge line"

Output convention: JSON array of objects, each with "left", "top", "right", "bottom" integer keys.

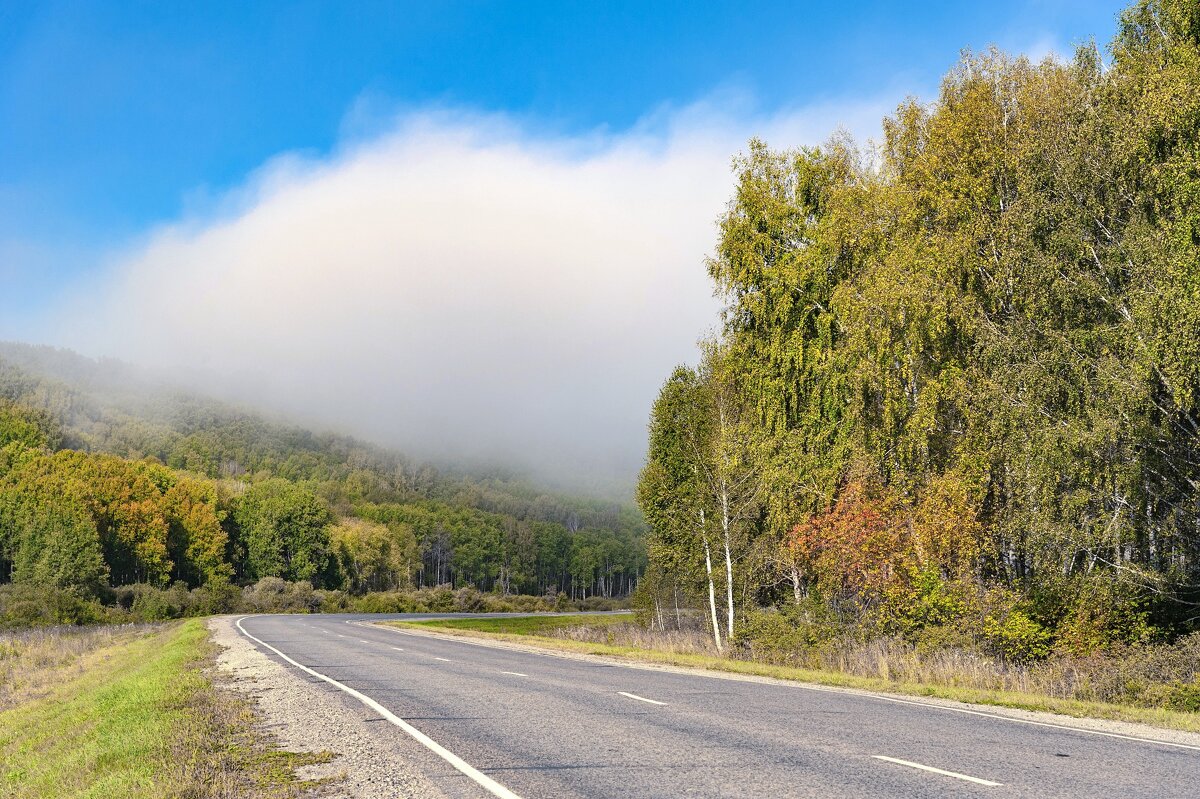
[
  {"left": 873, "top": 756, "right": 1002, "bottom": 787},
  {"left": 618, "top": 691, "right": 667, "bottom": 706},
  {"left": 864, "top": 693, "right": 1200, "bottom": 752},
  {"left": 367, "top": 623, "right": 1200, "bottom": 753},
  {"left": 235, "top": 615, "right": 523, "bottom": 799}
]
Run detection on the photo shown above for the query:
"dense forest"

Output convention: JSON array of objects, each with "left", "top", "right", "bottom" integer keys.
[
  {"left": 639, "top": 0, "right": 1200, "bottom": 661},
  {"left": 0, "top": 342, "right": 645, "bottom": 613}
]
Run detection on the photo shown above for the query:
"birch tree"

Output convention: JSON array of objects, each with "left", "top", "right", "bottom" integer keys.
[
  {"left": 637, "top": 367, "right": 726, "bottom": 651},
  {"left": 697, "top": 342, "right": 762, "bottom": 639}
]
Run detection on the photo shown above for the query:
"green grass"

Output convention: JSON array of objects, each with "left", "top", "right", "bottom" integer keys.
[
  {"left": 409, "top": 613, "right": 630, "bottom": 636},
  {"left": 0, "top": 620, "right": 325, "bottom": 799},
  {"left": 391, "top": 617, "right": 1200, "bottom": 735}
]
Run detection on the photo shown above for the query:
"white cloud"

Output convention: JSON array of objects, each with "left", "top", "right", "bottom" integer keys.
[{"left": 54, "top": 95, "right": 893, "bottom": 494}]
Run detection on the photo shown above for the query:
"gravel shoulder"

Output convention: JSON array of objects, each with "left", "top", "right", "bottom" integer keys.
[{"left": 207, "top": 615, "right": 449, "bottom": 799}]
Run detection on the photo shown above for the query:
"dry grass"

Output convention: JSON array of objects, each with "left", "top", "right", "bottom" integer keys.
[
  {"left": 551, "top": 621, "right": 1200, "bottom": 709},
  {"left": 0, "top": 623, "right": 163, "bottom": 710},
  {"left": 551, "top": 621, "right": 720, "bottom": 656}
]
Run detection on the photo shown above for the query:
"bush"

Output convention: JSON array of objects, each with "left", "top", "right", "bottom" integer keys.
[
  {"left": 734, "top": 601, "right": 840, "bottom": 665},
  {"left": 129, "top": 582, "right": 193, "bottom": 620},
  {"left": 982, "top": 608, "right": 1053, "bottom": 663},
  {"left": 424, "top": 586, "right": 456, "bottom": 612},
  {"left": 190, "top": 577, "right": 243, "bottom": 615},
  {"left": 1052, "top": 577, "right": 1160, "bottom": 655},
  {"left": 315, "top": 589, "right": 351, "bottom": 613},
  {"left": 0, "top": 575, "right": 585, "bottom": 626},
  {"left": 884, "top": 571, "right": 971, "bottom": 636},
  {"left": 908, "top": 619, "right": 978, "bottom": 656},
  {"left": 453, "top": 587, "right": 486, "bottom": 612},
  {"left": 1163, "top": 680, "right": 1200, "bottom": 713},
  {"left": 0, "top": 583, "right": 109, "bottom": 629},
  {"left": 241, "top": 577, "right": 319, "bottom": 613},
  {"left": 351, "top": 591, "right": 416, "bottom": 613},
  {"left": 500, "top": 594, "right": 549, "bottom": 612},
  {"left": 577, "top": 596, "right": 625, "bottom": 612}
]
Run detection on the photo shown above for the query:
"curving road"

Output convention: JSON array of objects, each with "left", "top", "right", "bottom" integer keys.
[{"left": 235, "top": 613, "right": 1199, "bottom": 799}]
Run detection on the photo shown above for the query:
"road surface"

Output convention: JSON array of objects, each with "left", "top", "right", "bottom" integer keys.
[{"left": 235, "top": 613, "right": 1199, "bottom": 798}]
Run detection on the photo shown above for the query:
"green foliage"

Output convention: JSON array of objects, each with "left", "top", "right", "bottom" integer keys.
[
  {"left": 885, "top": 570, "right": 971, "bottom": 635},
  {"left": 234, "top": 479, "right": 337, "bottom": 586},
  {"left": 982, "top": 608, "right": 1054, "bottom": 663},
  {"left": 331, "top": 517, "right": 417, "bottom": 593},
  {"left": 1161, "top": 681, "right": 1200, "bottom": 713},
  {"left": 0, "top": 402, "right": 58, "bottom": 452},
  {"left": 0, "top": 584, "right": 108, "bottom": 629},
  {"left": 11, "top": 500, "right": 108, "bottom": 595},
  {"left": 640, "top": 0, "right": 1200, "bottom": 664},
  {"left": 162, "top": 476, "right": 232, "bottom": 586},
  {"left": 1047, "top": 576, "right": 1160, "bottom": 655},
  {"left": 4, "top": 451, "right": 173, "bottom": 585},
  {"left": 734, "top": 603, "right": 840, "bottom": 665}
]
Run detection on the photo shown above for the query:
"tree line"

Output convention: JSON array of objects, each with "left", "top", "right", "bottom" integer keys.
[
  {"left": 639, "top": 0, "right": 1200, "bottom": 660},
  {"left": 0, "top": 358, "right": 645, "bottom": 602}
]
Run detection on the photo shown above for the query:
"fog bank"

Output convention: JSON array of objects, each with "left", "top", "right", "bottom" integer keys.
[{"left": 51, "top": 98, "right": 889, "bottom": 495}]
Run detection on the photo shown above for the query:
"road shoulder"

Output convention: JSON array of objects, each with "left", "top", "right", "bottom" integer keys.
[{"left": 208, "top": 615, "right": 448, "bottom": 799}]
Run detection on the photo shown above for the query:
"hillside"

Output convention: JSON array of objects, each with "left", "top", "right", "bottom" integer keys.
[{"left": 0, "top": 341, "right": 645, "bottom": 605}]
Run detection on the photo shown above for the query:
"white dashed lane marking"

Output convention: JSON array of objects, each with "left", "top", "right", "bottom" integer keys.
[
  {"left": 618, "top": 692, "right": 667, "bottom": 706},
  {"left": 872, "top": 756, "right": 1002, "bottom": 787}
]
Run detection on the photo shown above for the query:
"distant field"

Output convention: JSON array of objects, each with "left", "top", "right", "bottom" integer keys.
[
  {"left": 409, "top": 612, "right": 632, "bottom": 636},
  {"left": 0, "top": 620, "right": 321, "bottom": 799}
]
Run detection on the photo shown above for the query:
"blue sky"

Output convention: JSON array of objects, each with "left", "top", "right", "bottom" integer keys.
[
  {"left": 4, "top": 1, "right": 1125, "bottom": 276},
  {"left": 0, "top": 1, "right": 1132, "bottom": 487}
]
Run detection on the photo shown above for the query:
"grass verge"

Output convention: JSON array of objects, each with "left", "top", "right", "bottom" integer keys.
[
  {"left": 0, "top": 619, "right": 328, "bottom": 799},
  {"left": 411, "top": 613, "right": 631, "bottom": 636},
  {"left": 391, "top": 616, "right": 1200, "bottom": 735}
]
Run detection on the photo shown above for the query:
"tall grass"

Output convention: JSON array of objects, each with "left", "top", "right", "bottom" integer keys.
[{"left": 0, "top": 623, "right": 163, "bottom": 710}]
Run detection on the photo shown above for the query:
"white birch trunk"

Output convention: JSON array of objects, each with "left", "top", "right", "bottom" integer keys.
[
  {"left": 700, "top": 507, "right": 723, "bottom": 652},
  {"left": 721, "top": 477, "right": 734, "bottom": 639},
  {"left": 789, "top": 566, "right": 803, "bottom": 604},
  {"left": 703, "top": 536, "right": 723, "bottom": 653}
]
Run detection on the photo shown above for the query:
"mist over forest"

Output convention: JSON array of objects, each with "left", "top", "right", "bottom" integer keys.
[
  {"left": 12, "top": 101, "right": 893, "bottom": 498},
  {"left": 0, "top": 339, "right": 646, "bottom": 610}
]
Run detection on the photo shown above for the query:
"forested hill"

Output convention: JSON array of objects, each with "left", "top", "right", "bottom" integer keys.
[{"left": 0, "top": 341, "right": 645, "bottom": 600}]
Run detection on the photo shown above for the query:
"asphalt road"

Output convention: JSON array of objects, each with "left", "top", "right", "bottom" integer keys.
[{"left": 236, "top": 613, "right": 1199, "bottom": 799}]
